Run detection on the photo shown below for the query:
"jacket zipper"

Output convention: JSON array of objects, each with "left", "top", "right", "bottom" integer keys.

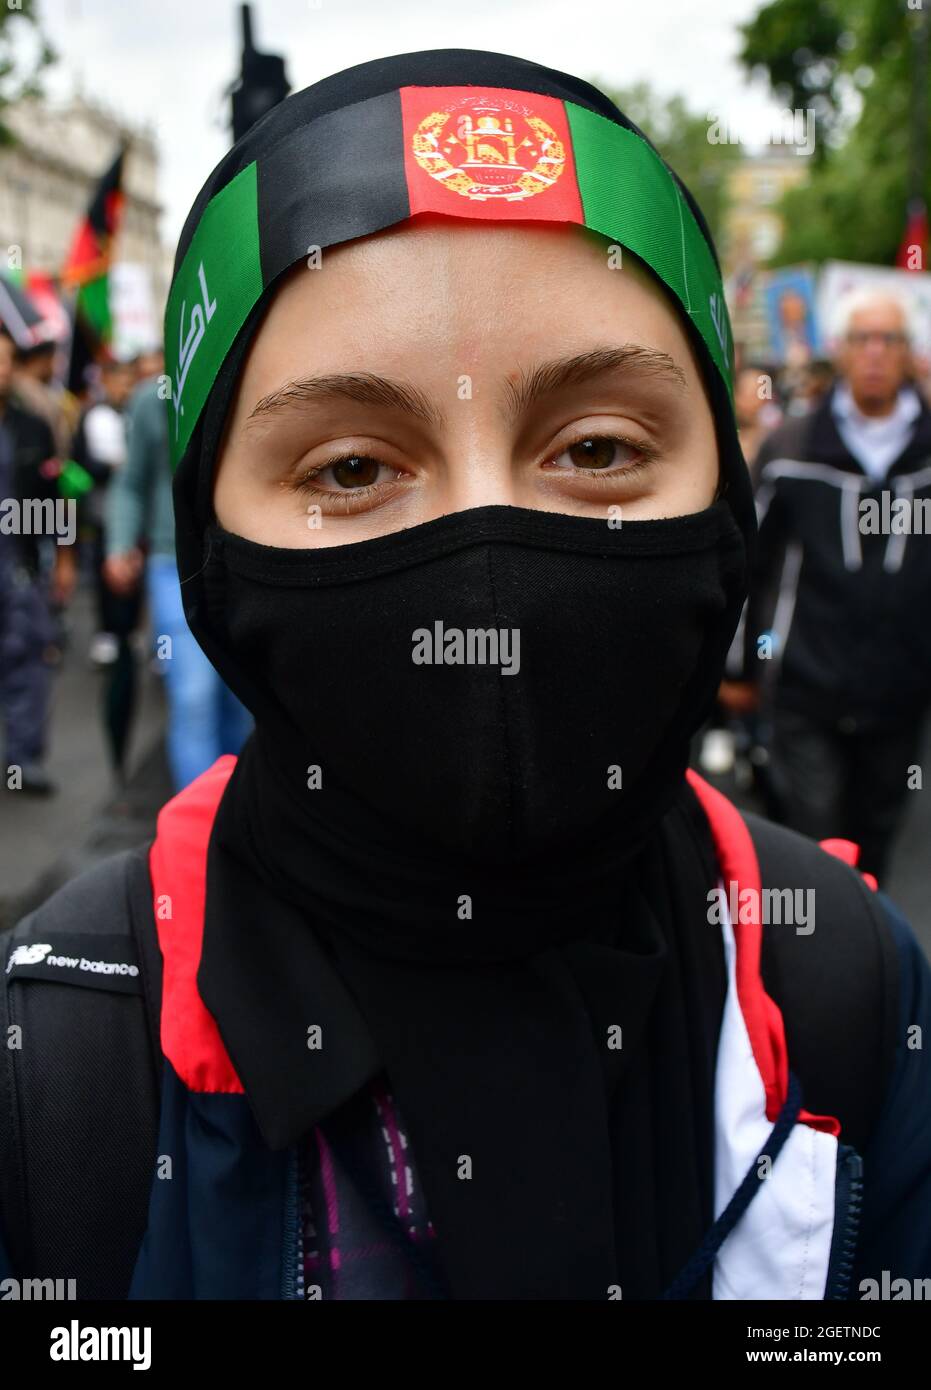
[
  {"left": 824, "top": 1145, "right": 864, "bottom": 1299},
  {"left": 281, "top": 1143, "right": 304, "bottom": 1300}
]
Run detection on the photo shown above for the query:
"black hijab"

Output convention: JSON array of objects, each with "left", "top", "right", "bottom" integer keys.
[{"left": 169, "top": 48, "right": 757, "bottom": 1300}]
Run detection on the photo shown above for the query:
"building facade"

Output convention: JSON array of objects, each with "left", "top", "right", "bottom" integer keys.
[
  {"left": 0, "top": 92, "right": 171, "bottom": 339},
  {"left": 721, "top": 146, "right": 811, "bottom": 363}
]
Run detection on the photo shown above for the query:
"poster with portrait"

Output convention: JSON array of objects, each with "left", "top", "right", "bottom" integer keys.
[{"left": 761, "top": 265, "right": 822, "bottom": 366}]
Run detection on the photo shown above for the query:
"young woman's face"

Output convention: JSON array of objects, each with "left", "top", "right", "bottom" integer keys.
[{"left": 213, "top": 220, "right": 720, "bottom": 547}]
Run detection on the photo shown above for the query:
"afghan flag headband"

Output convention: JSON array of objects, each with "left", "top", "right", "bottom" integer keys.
[{"left": 165, "top": 64, "right": 735, "bottom": 475}]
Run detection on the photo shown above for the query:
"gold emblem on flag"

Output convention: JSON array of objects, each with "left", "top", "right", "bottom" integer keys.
[{"left": 412, "top": 96, "right": 567, "bottom": 201}]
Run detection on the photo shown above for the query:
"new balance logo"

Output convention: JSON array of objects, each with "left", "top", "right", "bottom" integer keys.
[
  {"left": 5, "top": 943, "right": 138, "bottom": 978},
  {"left": 6, "top": 943, "right": 52, "bottom": 972}
]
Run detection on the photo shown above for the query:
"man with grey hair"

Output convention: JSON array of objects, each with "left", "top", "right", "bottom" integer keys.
[{"left": 726, "top": 288, "right": 931, "bottom": 882}]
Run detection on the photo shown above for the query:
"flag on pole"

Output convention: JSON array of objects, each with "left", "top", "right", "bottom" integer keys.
[
  {"left": 62, "top": 147, "right": 127, "bottom": 394},
  {"left": 896, "top": 198, "right": 929, "bottom": 272}
]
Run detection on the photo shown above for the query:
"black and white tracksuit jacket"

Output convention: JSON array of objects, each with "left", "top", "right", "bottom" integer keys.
[{"left": 743, "top": 385, "right": 931, "bottom": 727}]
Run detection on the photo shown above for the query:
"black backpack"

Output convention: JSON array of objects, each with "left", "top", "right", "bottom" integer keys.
[
  {"left": 0, "top": 845, "right": 162, "bottom": 1299},
  {"left": 0, "top": 815, "right": 900, "bottom": 1300}
]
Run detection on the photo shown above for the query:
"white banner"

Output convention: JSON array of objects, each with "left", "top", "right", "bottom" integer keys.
[
  {"left": 109, "top": 261, "right": 159, "bottom": 358},
  {"left": 817, "top": 260, "right": 931, "bottom": 358}
]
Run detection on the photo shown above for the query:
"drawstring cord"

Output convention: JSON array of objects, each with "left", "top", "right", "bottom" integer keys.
[{"left": 661, "top": 1071, "right": 804, "bottom": 1300}]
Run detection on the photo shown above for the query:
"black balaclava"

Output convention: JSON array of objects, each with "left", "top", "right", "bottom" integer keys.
[{"left": 169, "top": 49, "right": 756, "bottom": 1300}]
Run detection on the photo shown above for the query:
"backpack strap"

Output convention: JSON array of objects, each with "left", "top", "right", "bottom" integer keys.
[
  {"left": 0, "top": 844, "right": 163, "bottom": 1300},
  {"left": 149, "top": 754, "right": 241, "bottom": 1094},
  {"left": 745, "top": 811, "right": 899, "bottom": 1156},
  {"left": 686, "top": 769, "right": 900, "bottom": 1155}
]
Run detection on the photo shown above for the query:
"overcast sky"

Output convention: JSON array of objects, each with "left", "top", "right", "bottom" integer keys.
[{"left": 33, "top": 0, "right": 783, "bottom": 250}]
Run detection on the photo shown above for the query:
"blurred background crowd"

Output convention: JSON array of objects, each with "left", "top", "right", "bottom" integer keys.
[{"left": 0, "top": 0, "right": 929, "bottom": 947}]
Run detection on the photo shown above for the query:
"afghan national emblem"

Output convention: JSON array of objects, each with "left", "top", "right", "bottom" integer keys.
[{"left": 411, "top": 94, "right": 568, "bottom": 201}]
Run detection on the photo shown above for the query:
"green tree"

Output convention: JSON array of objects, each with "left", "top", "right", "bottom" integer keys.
[
  {"left": 0, "top": 1, "right": 57, "bottom": 146},
  {"left": 738, "top": 0, "right": 930, "bottom": 266},
  {"left": 595, "top": 81, "right": 742, "bottom": 246}
]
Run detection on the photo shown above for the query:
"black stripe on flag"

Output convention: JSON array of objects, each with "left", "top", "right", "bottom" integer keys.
[{"left": 257, "top": 88, "right": 410, "bottom": 286}]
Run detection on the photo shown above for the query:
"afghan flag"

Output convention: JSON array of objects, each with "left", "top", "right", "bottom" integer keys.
[
  {"left": 165, "top": 84, "right": 735, "bottom": 471},
  {"left": 62, "top": 147, "right": 126, "bottom": 394},
  {"left": 896, "top": 198, "right": 929, "bottom": 272}
]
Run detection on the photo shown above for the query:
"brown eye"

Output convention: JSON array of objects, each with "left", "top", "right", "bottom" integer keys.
[
  {"left": 331, "top": 456, "right": 381, "bottom": 488},
  {"left": 545, "top": 435, "right": 646, "bottom": 474},
  {"left": 293, "top": 452, "right": 409, "bottom": 502},
  {"left": 566, "top": 438, "right": 618, "bottom": 470}
]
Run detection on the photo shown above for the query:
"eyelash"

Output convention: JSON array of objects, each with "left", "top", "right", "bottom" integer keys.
[
  {"left": 290, "top": 457, "right": 405, "bottom": 507},
  {"left": 289, "top": 433, "right": 660, "bottom": 502}
]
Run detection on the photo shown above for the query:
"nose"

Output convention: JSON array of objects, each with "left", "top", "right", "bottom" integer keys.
[{"left": 432, "top": 431, "right": 522, "bottom": 516}]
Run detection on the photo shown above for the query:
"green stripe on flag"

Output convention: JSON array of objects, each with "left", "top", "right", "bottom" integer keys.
[
  {"left": 78, "top": 277, "right": 112, "bottom": 339},
  {"left": 565, "top": 101, "right": 734, "bottom": 397},
  {"left": 164, "top": 161, "right": 263, "bottom": 469},
  {"left": 164, "top": 93, "right": 735, "bottom": 472}
]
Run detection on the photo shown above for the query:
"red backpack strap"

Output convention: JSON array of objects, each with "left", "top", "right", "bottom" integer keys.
[
  {"left": 818, "top": 837, "right": 879, "bottom": 893},
  {"left": 685, "top": 769, "right": 840, "bottom": 1137},
  {"left": 149, "top": 754, "right": 244, "bottom": 1094}
]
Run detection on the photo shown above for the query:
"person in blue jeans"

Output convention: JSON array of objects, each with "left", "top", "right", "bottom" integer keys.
[{"left": 104, "top": 374, "right": 251, "bottom": 789}]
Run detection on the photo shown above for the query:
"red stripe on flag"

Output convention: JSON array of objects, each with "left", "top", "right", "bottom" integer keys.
[
  {"left": 61, "top": 221, "right": 103, "bottom": 288},
  {"left": 400, "top": 85, "right": 583, "bottom": 227},
  {"left": 897, "top": 201, "right": 928, "bottom": 271}
]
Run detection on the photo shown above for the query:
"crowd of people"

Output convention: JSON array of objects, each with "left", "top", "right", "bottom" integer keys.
[
  {"left": 0, "top": 332, "right": 250, "bottom": 798},
  {"left": 713, "top": 285, "right": 931, "bottom": 884}
]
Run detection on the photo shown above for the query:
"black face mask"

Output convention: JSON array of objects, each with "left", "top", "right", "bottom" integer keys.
[{"left": 202, "top": 500, "right": 745, "bottom": 873}]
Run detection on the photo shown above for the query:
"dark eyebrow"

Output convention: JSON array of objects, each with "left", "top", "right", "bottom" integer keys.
[
  {"left": 501, "top": 345, "right": 688, "bottom": 417},
  {"left": 244, "top": 345, "right": 688, "bottom": 433},
  {"left": 245, "top": 372, "right": 444, "bottom": 431}
]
